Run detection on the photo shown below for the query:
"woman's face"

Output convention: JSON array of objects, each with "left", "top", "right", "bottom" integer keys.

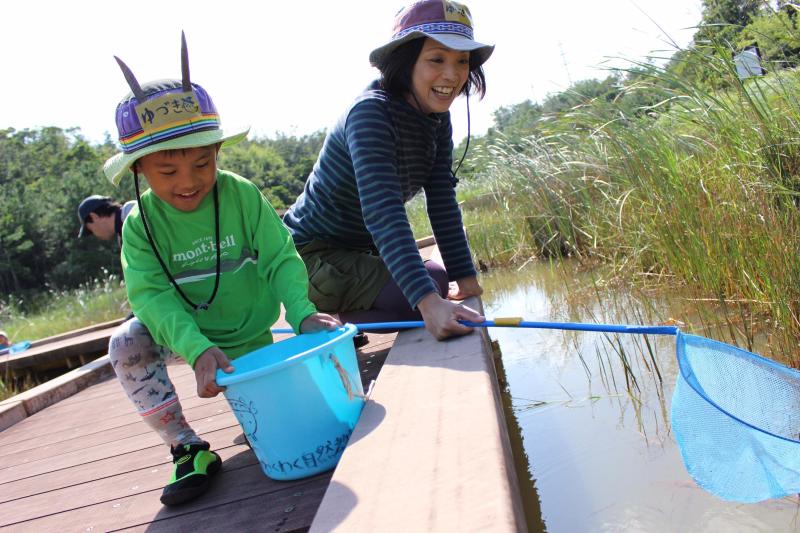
[{"left": 408, "top": 38, "right": 470, "bottom": 114}]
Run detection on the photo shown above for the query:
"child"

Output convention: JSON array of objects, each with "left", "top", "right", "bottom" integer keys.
[
  {"left": 283, "top": 0, "right": 491, "bottom": 341},
  {"left": 0, "top": 330, "right": 9, "bottom": 349},
  {"left": 104, "top": 34, "right": 339, "bottom": 506},
  {"left": 77, "top": 195, "right": 136, "bottom": 244}
]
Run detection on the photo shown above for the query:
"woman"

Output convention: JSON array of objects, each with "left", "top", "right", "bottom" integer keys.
[{"left": 283, "top": 0, "right": 493, "bottom": 341}]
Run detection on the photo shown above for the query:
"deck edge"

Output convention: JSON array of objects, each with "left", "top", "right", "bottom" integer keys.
[
  {"left": 310, "top": 297, "right": 525, "bottom": 532},
  {"left": 0, "top": 355, "right": 113, "bottom": 431}
]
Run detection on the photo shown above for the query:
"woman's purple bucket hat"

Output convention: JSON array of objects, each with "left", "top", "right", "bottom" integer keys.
[{"left": 369, "top": 0, "right": 494, "bottom": 68}]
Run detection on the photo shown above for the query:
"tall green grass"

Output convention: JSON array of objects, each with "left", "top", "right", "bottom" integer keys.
[
  {"left": 0, "top": 269, "right": 129, "bottom": 344},
  {"left": 431, "top": 48, "right": 800, "bottom": 366},
  {"left": 0, "top": 271, "right": 128, "bottom": 399}
]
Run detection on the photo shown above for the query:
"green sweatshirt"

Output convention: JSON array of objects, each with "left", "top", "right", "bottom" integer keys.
[{"left": 121, "top": 170, "right": 317, "bottom": 366}]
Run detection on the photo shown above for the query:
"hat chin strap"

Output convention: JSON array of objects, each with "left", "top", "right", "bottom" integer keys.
[
  {"left": 404, "top": 83, "right": 471, "bottom": 180},
  {"left": 133, "top": 170, "right": 221, "bottom": 311},
  {"left": 453, "top": 90, "right": 470, "bottom": 178}
]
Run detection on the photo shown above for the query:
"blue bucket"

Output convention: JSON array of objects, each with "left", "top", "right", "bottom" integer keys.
[{"left": 216, "top": 323, "right": 364, "bottom": 480}]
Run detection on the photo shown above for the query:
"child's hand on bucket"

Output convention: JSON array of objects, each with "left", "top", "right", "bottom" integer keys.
[
  {"left": 194, "top": 346, "right": 234, "bottom": 398},
  {"left": 300, "top": 313, "right": 342, "bottom": 333}
]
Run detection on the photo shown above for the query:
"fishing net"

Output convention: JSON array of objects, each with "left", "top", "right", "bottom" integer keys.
[{"left": 671, "top": 332, "right": 800, "bottom": 502}]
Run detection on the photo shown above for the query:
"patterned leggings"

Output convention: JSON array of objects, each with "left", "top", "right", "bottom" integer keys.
[{"left": 108, "top": 318, "right": 201, "bottom": 447}]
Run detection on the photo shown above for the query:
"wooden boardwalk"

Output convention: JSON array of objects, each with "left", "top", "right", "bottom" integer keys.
[
  {"left": 0, "top": 318, "right": 124, "bottom": 379},
  {"left": 0, "top": 242, "right": 524, "bottom": 532},
  {"left": 0, "top": 328, "right": 396, "bottom": 532}
]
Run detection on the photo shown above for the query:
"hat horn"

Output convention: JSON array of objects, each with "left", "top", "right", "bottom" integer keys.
[
  {"left": 181, "top": 31, "right": 191, "bottom": 92},
  {"left": 114, "top": 56, "right": 146, "bottom": 103}
]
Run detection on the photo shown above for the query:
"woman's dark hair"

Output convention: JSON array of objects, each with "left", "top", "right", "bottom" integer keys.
[{"left": 377, "top": 38, "right": 487, "bottom": 101}]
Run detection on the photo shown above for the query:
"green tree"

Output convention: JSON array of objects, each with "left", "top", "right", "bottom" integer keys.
[
  {"left": 695, "top": 0, "right": 763, "bottom": 45},
  {"left": 737, "top": 8, "right": 800, "bottom": 67}
]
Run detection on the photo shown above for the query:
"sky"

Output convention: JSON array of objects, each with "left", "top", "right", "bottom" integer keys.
[{"left": 0, "top": 0, "right": 702, "bottom": 146}]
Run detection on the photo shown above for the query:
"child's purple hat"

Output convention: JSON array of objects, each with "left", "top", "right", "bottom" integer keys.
[
  {"left": 103, "top": 33, "right": 248, "bottom": 186},
  {"left": 369, "top": 0, "right": 494, "bottom": 68}
]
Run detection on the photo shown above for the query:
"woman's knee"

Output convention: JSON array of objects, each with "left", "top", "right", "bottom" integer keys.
[{"left": 426, "top": 261, "right": 449, "bottom": 297}]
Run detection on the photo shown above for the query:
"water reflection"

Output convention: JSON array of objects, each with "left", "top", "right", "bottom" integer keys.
[{"left": 483, "top": 262, "right": 800, "bottom": 533}]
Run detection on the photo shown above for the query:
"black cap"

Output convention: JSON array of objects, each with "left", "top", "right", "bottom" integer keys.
[{"left": 77, "top": 195, "right": 112, "bottom": 238}]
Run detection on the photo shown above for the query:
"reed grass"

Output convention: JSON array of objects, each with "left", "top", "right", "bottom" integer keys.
[
  {"left": 0, "top": 269, "right": 129, "bottom": 347},
  {"left": 0, "top": 271, "right": 128, "bottom": 399},
  {"left": 428, "top": 47, "right": 800, "bottom": 366}
]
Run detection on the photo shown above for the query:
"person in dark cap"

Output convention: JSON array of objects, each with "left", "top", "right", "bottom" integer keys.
[{"left": 77, "top": 195, "right": 136, "bottom": 244}]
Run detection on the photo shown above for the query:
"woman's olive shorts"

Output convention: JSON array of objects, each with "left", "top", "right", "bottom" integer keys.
[{"left": 297, "top": 240, "right": 393, "bottom": 313}]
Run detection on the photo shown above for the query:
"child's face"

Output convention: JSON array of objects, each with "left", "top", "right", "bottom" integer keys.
[
  {"left": 136, "top": 145, "right": 219, "bottom": 212},
  {"left": 408, "top": 38, "right": 470, "bottom": 115}
]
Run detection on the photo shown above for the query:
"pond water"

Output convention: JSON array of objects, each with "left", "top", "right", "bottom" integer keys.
[{"left": 480, "top": 263, "right": 800, "bottom": 532}]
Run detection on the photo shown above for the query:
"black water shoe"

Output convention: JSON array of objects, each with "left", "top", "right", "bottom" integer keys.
[
  {"left": 160, "top": 440, "right": 221, "bottom": 506},
  {"left": 353, "top": 332, "right": 369, "bottom": 348}
]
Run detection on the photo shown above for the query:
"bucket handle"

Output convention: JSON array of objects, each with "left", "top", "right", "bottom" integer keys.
[{"left": 330, "top": 353, "right": 367, "bottom": 401}]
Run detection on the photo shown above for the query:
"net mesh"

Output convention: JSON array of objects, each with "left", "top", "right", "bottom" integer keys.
[{"left": 671, "top": 332, "right": 800, "bottom": 502}]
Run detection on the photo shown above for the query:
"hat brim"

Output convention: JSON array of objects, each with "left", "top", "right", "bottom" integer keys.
[
  {"left": 369, "top": 32, "right": 494, "bottom": 69},
  {"left": 103, "top": 127, "right": 250, "bottom": 186}
]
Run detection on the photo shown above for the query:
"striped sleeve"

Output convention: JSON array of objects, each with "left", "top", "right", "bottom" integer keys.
[
  {"left": 345, "top": 100, "right": 439, "bottom": 308},
  {"left": 424, "top": 117, "right": 477, "bottom": 281}
]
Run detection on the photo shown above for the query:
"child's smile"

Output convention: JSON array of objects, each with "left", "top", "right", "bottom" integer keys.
[{"left": 136, "top": 145, "right": 220, "bottom": 212}]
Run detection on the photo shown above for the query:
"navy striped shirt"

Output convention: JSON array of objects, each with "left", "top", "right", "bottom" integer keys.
[{"left": 283, "top": 81, "right": 476, "bottom": 308}]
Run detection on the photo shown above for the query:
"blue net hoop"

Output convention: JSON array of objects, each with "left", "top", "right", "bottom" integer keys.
[{"left": 671, "top": 332, "right": 800, "bottom": 502}]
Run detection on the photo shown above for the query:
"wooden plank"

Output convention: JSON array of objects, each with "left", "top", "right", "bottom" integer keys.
[
  {"left": 0, "top": 425, "right": 244, "bottom": 505},
  {"left": 115, "top": 478, "right": 329, "bottom": 533},
  {"left": 0, "top": 363, "right": 198, "bottom": 444},
  {"left": 0, "top": 355, "right": 115, "bottom": 431},
  {"left": 310, "top": 296, "right": 525, "bottom": 533},
  {"left": 1, "top": 318, "right": 123, "bottom": 354},
  {"left": 0, "top": 412, "right": 239, "bottom": 484},
  {"left": 0, "top": 327, "right": 116, "bottom": 373},
  {"left": 0, "top": 441, "right": 256, "bottom": 525},
  {"left": 6, "top": 465, "right": 331, "bottom": 532},
  {"left": 0, "top": 401, "right": 26, "bottom": 433},
  {"left": 0, "top": 399, "right": 230, "bottom": 461},
  {"left": 54, "top": 356, "right": 195, "bottom": 406}
]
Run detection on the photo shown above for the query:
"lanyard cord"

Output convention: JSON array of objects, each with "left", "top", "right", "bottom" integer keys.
[
  {"left": 133, "top": 170, "right": 221, "bottom": 311},
  {"left": 453, "top": 90, "right": 470, "bottom": 178},
  {"left": 406, "top": 88, "right": 471, "bottom": 179}
]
